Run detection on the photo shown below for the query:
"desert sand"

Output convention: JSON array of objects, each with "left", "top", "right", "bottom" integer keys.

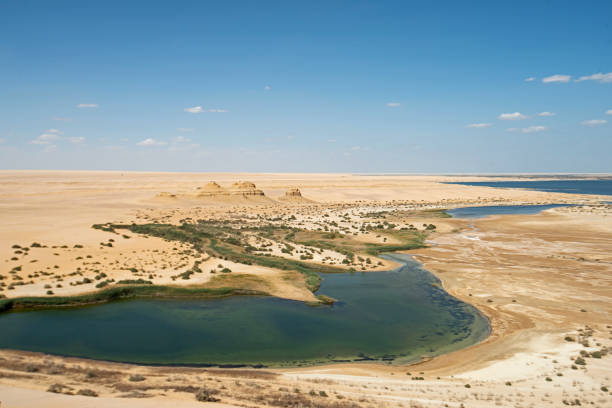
[{"left": 1, "top": 171, "right": 611, "bottom": 407}]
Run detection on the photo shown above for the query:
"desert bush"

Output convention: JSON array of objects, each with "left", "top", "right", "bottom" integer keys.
[
  {"left": 47, "top": 383, "right": 64, "bottom": 393},
  {"left": 77, "top": 389, "right": 98, "bottom": 397},
  {"left": 574, "top": 357, "right": 586, "bottom": 365},
  {"left": 194, "top": 386, "right": 220, "bottom": 402}
]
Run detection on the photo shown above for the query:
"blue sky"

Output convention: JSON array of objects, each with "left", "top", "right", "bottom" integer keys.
[{"left": 1, "top": 0, "right": 611, "bottom": 173}]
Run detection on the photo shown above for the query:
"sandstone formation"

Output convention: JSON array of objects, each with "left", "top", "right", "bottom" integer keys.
[
  {"left": 228, "top": 181, "right": 266, "bottom": 197},
  {"left": 278, "top": 187, "right": 314, "bottom": 204}
]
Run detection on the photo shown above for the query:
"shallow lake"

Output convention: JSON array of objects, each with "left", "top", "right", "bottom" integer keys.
[
  {"left": 446, "top": 179, "right": 612, "bottom": 196},
  {"left": 0, "top": 254, "right": 489, "bottom": 367},
  {"left": 446, "top": 204, "right": 570, "bottom": 219}
]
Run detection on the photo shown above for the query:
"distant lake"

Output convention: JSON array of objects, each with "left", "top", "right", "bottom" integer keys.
[
  {"left": 446, "top": 179, "right": 612, "bottom": 196},
  {"left": 447, "top": 204, "right": 570, "bottom": 219},
  {"left": 0, "top": 254, "right": 489, "bottom": 367}
]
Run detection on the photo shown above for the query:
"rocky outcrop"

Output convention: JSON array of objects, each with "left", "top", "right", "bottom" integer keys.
[
  {"left": 228, "top": 181, "right": 266, "bottom": 198},
  {"left": 154, "top": 181, "right": 273, "bottom": 205},
  {"left": 284, "top": 188, "right": 303, "bottom": 198},
  {"left": 278, "top": 187, "right": 314, "bottom": 204},
  {"left": 197, "top": 181, "right": 230, "bottom": 197}
]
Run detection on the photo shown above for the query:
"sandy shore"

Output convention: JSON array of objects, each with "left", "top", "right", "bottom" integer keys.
[{"left": 1, "top": 171, "right": 611, "bottom": 407}]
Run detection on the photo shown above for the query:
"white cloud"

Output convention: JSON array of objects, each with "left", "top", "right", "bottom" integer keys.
[
  {"left": 173, "top": 136, "right": 191, "bottom": 143},
  {"left": 184, "top": 106, "right": 227, "bottom": 113},
  {"left": 52, "top": 117, "right": 72, "bottom": 122},
  {"left": 76, "top": 103, "right": 98, "bottom": 108},
  {"left": 524, "top": 77, "right": 536, "bottom": 82},
  {"left": 507, "top": 126, "right": 548, "bottom": 134},
  {"left": 351, "top": 146, "right": 361, "bottom": 150},
  {"left": 537, "top": 112, "right": 556, "bottom": 117},
  {"left": 575, "top": 72, "right": 612, "bottom": 83},
  {"left": 264, "top": 85, "right": 271, "bottom": 91},
  {"left": 581, "top": 119, "right": 607, "bottom": 127},
  {"left": 137, "top": 138, "right": 167, "bottom": 146},
  {"left": 30, "top": 130, "right": 62, "bottom": 145},
  {"left": 69, "top": 137, "right": 85, "bottom": 144},
  {"left": 185, "top": 106, "right": 204, "bottom": 113},
  {"left": 498, "top": 112, "right": 527, "bottom": 120},
  {"left": 177, "top": 127, "right": 194, "bottom": 132},
  {"left": 327, "top": 139, "right": 336, "bottom": 143},
  {"left": 542, "top": 74, "right": 571, "bottom": 83},
  {"left": 466, "top": 123, "right": 492, "bottom": 128},
  {"left": 606, "top": 109, "right": 612, "bottom": 115},
  {"left": 386, "top": 102, "right": 401, "bottom": 107}
]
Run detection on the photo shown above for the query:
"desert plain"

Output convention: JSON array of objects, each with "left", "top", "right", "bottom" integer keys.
[{"left": 0, "top": 171, "right": 611, "bottom": 408}]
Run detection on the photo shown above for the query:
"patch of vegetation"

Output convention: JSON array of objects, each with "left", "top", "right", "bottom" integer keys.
[
  {"left": 0, "top": 285, "right": 267, "bottom": 314},
  {"left": 286, "top": 227, "right": 425, "bottom": 258},
  {"left": 116, "top": 279, "right": 152, "bottom": 285},
  {"left": 93, "top": 222, "right": 367, "bottom": 292}
]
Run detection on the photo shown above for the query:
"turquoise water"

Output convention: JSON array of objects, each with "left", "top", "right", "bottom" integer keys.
[
  {"left": 0, "top": 254, "right": 489, "bottom": 367},
  {"left": 447, "top": 204, "right": 570, "bottom": 219},
  {"left": 446, "top": 179, "right": 612, "bottom": 196}
]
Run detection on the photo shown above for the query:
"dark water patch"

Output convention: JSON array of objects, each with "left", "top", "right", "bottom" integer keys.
[
  {"left": 446, "top": 179, "right": 612, "bottom": 196},
  {"left": 0, "top": 254, "right": 489, "bottom": 367}
]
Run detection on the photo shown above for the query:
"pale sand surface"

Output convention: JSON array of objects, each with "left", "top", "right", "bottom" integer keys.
[{"left": 1, "top": 171, "right": 611, "bottom": 407}]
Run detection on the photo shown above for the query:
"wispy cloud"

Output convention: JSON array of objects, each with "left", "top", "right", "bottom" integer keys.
[
  {"left": 386, "top": 102, "right": 401, "bottom": 107},
  {"left": 507, "top": 126, "right": 548, "bottom": 134},
  {"left": 606, "top": 109, "right": 612, "bottom": 115},
  {"left": 69, "top": 137, "right": 85, "bottom": 144},
  {"left": 76, "top": 103, "right": 98, "bottom": 108},
  {"left": 542, "top": 74, "right": 571, "bottom": 83},
  {"left": 185, "top": 106, "right": 204, "bottom": 113},
  {"left": 466, "top": 123, "right": 492, "bottom": 128},
  {"left": 575, "top": 72, "right": 612, "bottom": 83},
  {"left": 581, "top": 119, "right": 607, "bottom": 127},
  {"left": 177, "top": 127, "right": 194, "bottom": 132},
  {"left": 498, "top": 112, "right": 527, "bottom": 120},
  {"left": 327, "top": 139, "right": 336, "bottom": 143},
  {"left": 524, "top": 77, "right": 536, "bottom": 82},
  {"left": 52, "top": 117, "right": 72, "bottom": 122},
  {"left": 537, "top": 112, "right": 556, "bottom": 117},
  {"left": 173, "top": 136, "right": 191, "bottom": 143},
  {"left": 184, "top": 106, "right": 227, "bottom": 113},
  {"left": 264, "top": 85, "right": 271, "bottom": 91},
  {"left": 30, "top": 129, "right": 63, "bottom": 145},
  {"left": 137, "top": 138, "right": 167, "bottom": 146}
]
